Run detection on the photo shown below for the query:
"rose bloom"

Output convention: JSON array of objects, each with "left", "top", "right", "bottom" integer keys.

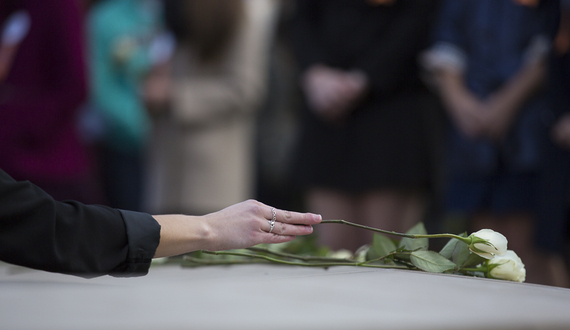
[
  {"left": 354, "top": 244, "right": 370, "bottom": 263},
  {"left": 469, "top": 229, "right": 508, "bottom": 259},
  {"left": 487, "top": 250, "right": 526, "bottom": 283},
  {"left": 327, "top": 249, "right": 354, "bottom": 260}
]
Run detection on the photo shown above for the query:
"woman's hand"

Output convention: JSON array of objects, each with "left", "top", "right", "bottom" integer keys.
[
  {"left": 0, "top": 11, "right": 31, "bottom": 82},
  {"left": 201, "top": 200, "right": 321, "bottom": 251},
  {"left": 436, "top": 69, "right": 487, "bottom": 138},
  {"left": 152, "top": 200, "right": 322, "bottom": 258},
  {"left": 302, "top": 65, "right": 368, "bottom": 122},
  {"left": 478, "top": 58, "right": 546, "bottom": 141},
  {"left": 0, "top": 44, "right": 19, "bottom": 82},
  {"left": 143, "top": 62, "right": 172, "bottom": 115},
  {"left": 552, "top": 114, "right": 570, "bottom": 149}
]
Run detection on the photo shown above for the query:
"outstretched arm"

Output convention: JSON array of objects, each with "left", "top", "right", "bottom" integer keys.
[
  {"left": 0, "top": 169, "right": 320, "bottom": 277},
  {"left": 153, "top": 200, "right": 321, "bottom": 258}
]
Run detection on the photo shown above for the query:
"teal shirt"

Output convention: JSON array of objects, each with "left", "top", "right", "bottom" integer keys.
[{"left": 88, "top": 0, "right": 162, "bottom": 152}]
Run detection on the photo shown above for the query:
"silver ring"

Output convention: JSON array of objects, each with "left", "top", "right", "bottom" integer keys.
[{"left": 269, "top": 207, "right": 276, "bottom": 233}]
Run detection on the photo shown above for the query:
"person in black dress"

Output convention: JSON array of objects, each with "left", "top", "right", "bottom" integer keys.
[{"left": 289, "top": 0, "right": 442, "bottom": 251}]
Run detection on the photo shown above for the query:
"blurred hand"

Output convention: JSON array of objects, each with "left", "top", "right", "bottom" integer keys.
[
  {"left": 437, "top": 62, "right": 543, "bottom": 141},
  {"left": 0, "top": 10, "right": 30, "bottom": 82},
  {"left": 512, "top": 0, "right": 539, "bottom": 7},
  {"left": 0, "top": 44, "right": 18, "bottom": 82},
  {"left": 552, "top": 114, "right": 570, "bottom": 149},
  {"left": 452, "top": 94, "right": 523, "bottom": 141},
  {"left": 143, "top": 62, "right": 172, "bottom": 115},
  {"left": 302, "top": 65, "right": 368, "bottom": 122},
  {"left": 366, "top": 0, "right": 396, "bottom": 5},
  {"left": 478, "top": 58, "right": 546, "bottom": 141},
  {"left": 478, "top": 95, "right": 516, "bottom": 141},
  {"left": 437, "top": 68, "right": 487, "bottom": 138},
  {"left": 446, "top": 91, "right": 487, "bottom": 138}
]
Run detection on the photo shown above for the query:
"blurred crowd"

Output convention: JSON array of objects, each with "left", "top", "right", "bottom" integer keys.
[{"left": 1, "top": 0, "right": 570, "bottom": 287}]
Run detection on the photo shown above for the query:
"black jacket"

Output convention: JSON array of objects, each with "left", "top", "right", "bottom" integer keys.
[{"left": 0, "top": 169, "right": 160, "bottom": 277}]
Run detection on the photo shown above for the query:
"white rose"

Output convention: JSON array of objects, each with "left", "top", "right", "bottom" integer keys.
[
  {"left": 469, "top": 229, "right": 508, "bottom": 259},
  {"left": 354, "top": 244, "right": 370, "bottom": 263},
  {"left": 487, "top": 250, "right": 526, "bottom": 283},
  {"left": 327, "top": 249, "right": 353, "bottom": 260}
]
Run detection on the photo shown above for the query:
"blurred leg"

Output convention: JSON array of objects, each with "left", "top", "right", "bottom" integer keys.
[
  {"left": 359, "top": 190, "right": 425, "bottom": 235},
  {"left": 544, "top": 253, "right": 570, "bottom": 288},
  {"left": 505, "top": 214, "right": 570, "bottom": 288},
  {"left": 400, "top": 193, "right": 427, "bottom": 232},
  {"left": 307, "top": 188, "right": 359, "bottom": 251}
]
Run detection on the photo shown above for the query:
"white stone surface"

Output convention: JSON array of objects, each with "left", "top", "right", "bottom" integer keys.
[{"left": 1, "top": 262, "right": 570, "bottom": 330}]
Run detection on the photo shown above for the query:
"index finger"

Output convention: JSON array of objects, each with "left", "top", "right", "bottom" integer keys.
[{"left": 273, "top": 208, "right": 322, "bottom": 225}]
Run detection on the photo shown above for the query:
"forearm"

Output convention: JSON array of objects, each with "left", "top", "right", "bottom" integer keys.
[
  {"left": 437, "top": 68, "right": 480, "bottom": 118},
  {"left": 434, "top": 68, "right": 490, "bottom": 138},
  {"left": 152, "top": 214, "right": 211, "bottom": 258},
  {"left": 486, "top": 59, "right": 546, "bottom": 119},
  {"left": 0, "top": 43, "right": 18, "bottom": 81}
]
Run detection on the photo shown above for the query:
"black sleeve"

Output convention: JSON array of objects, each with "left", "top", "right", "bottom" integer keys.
[{"left": 0, "top": 169, "right": 161, "bottom": 277}]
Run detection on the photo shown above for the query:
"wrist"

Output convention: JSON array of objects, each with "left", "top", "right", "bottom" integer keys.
[
  {"left": 153, "top": 214, "right": 212, "bottom": 258},
  {"left": 196, "top": 214, "right": 216, "bottom": 251}
]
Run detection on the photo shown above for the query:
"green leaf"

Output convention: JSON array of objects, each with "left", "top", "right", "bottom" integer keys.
[
  {"left": 399, "top": 222, "right": 428, "bottom": 251},
  {"left": 281, "top": 236, "right": 327, "bottom": 255},
  {"left": 410, "top": 250, "right": 456, "bottom": 273},
  {"left": 461, "top": 253, "right": 486, "bottom": 269},
  {"left": 439, "top": 238, "right": 459, "bottom": 259},
  {"left": 451, "top": 239, "right": 470, "bottom": 267},
  {"left": 366, "top": 234, "right": 397, "bottom": 260},
  {"left": 394, "top": 250, "right": 412, "bottom": 262},
  {"left": 439, "top": 232, "right": 467, "bottom": 259}
]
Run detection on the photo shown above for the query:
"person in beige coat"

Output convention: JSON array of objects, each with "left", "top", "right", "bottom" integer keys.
[{"left": 146, "top": 0, "right": 279, "bottom": 215}]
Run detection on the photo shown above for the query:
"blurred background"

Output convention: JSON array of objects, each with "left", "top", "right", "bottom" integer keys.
[{"left": 1, "top": 0, "right": 569, "bottom": 287}]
